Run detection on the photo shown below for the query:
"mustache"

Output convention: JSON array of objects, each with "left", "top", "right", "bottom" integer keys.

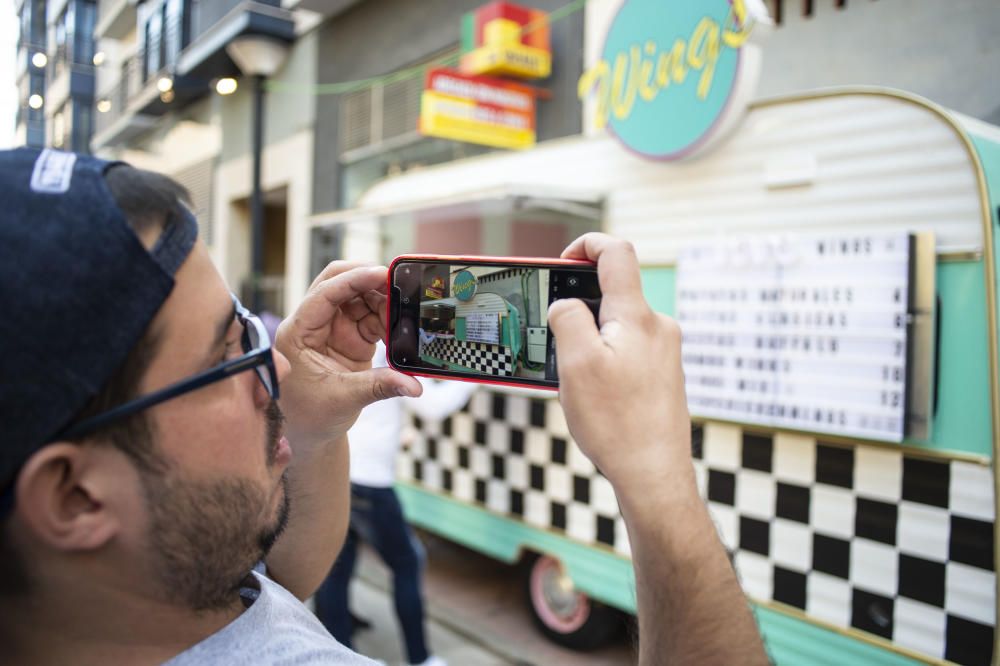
[{"left": 265, "top": 400, "right": 286, "bottom": 467}]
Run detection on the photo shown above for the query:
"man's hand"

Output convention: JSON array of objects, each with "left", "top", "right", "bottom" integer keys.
[
  {"left": 549, "top": 234, "right": 694, "bottom": 500},
  {"left": 549, "top": 233, "right": 769, "bottom": 666},
  {"left": 275, "top": 261, "right": 422, "bottom": 448},
  {"left": 265, "top": 261, "right": 422, "bottom": 600}
]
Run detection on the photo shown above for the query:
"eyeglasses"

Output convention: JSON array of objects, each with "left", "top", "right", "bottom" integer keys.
[{"left": 54, "top": 292, "right": 279, "bottom": 441}]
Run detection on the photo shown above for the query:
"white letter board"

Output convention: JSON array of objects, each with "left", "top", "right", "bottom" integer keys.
[{"left": 676, "top": 232, "right": 920, "bottom": 443}]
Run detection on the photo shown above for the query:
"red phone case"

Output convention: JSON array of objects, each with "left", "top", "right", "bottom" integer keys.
[{"left": 385, "top": 254, "right": 596, "bottom": 391}]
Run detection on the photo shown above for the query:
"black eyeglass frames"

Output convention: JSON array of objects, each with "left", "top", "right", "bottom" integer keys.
[{"left": 53, "top": 292, "right": 279, "bottom": 441}]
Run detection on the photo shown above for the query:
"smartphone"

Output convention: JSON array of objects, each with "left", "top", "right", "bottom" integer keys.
[{"left": 386, "top": 255, "right": 601, "bottom": 390}]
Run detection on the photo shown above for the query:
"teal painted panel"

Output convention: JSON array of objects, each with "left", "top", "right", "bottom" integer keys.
[
  {"left": 396, "top": 483, "right": 638, "bottom": 612},
  {"left": 926, "top": 261, "right": 992, "bottom": 456},
  {"left": 756, "top": 607, "right": 923, "bottom": 666},
  {"left": 640, "top": 267, "right": 675, "bottom": 316}
]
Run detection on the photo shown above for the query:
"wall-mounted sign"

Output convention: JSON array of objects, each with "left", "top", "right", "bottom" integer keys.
[
  {"left": 460, "top": 2, "right": 552, "bottom": 80},
  {"left": 578, "top": 0, "right": 769, "bottom": 160},
  {"left": 453, "top": 269, "right": 479, "bottom": 301},
  {"left": 676, "top": 231, "right": 935, "bottom": 443},
  {"left": 420, "top": 68, "right": 537, "bottom": 150}
]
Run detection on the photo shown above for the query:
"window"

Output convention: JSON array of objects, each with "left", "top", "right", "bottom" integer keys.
[
  {"left": 159, "top": 3, "right": 168, "bottom": 72},
  {"left": 74, "top": 1, "right": 97, "bottom": 65},
  {"left": 72, "top": 104, "right": 93, "bottom": 153},
  {"left": 165, "top": 0, "right": 183, "bottom": 68},
  {"left": 144, "top": 8, "right": 163, "bottom": 80},
  {"left": 338, "top": 52, "right": 447, "bottom": 158},
  {"left": 52, "top": 7, "right": 68, "bottom": 78},
  {"left": 52, "top": 104, "right": 68, "bottom": 148}
]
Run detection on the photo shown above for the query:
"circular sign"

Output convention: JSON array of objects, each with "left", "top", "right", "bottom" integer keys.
[
  {"left": 580, "top": 0, "right": 764, "bottom": 160},
  {"left": 453, "top": 270, "right": 478, "bottom": 301}
]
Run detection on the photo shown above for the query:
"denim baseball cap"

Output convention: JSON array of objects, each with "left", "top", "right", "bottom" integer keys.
[{"left": 0, "top": 148, "right": 198, "bottom": 490}]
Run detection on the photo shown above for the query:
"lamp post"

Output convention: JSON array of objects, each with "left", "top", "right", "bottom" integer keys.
[{"left": 225, "top": 35, "right": 289, "bottom": 313}]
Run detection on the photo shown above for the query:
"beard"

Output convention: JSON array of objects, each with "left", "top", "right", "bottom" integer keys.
[{"left": 141, "top": 400, "right": 291, "bottom": 611}]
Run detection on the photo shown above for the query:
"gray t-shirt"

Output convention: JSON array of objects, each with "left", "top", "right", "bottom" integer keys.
[{"left": 164, "top": 571, "right": 376, "bottom": 665}]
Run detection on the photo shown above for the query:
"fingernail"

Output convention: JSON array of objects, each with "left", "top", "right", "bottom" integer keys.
[{"left": 397, "top": 386, "right": 414, "bottom": 397}]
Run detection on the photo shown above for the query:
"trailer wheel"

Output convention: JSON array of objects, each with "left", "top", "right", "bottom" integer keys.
[{"left": 525, "top": 554, "right": 621, "bottom": 650}]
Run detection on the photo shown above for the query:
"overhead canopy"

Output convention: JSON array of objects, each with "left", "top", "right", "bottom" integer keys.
[{"left": 310, "top": 184, "right": 604, "bottom": 227}]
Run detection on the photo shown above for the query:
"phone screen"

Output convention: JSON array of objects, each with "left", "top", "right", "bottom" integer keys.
[{"left": 389, "top": 259, "right": 601, "bottom": 388}]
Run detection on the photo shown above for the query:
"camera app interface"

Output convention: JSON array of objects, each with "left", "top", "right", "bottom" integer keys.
[{"left": 402, "top": 263, "right": 599, "bottom": 383}]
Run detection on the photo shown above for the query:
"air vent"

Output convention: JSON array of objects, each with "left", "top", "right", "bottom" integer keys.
[{"left": 340, "top": 88, "right": 372, "bottom": 152}]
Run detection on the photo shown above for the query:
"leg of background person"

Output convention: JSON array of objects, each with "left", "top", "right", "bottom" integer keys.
[
  {"left": 315, "top": 524, "right": 360, "bottom": 648},
  {"left": 366, "top": 486, "right": 431, "bottom": 665}
]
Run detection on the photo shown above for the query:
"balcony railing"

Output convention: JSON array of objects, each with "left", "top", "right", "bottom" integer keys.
[{"left": 94, "top": 51, "right": 150, "bottom": 137}]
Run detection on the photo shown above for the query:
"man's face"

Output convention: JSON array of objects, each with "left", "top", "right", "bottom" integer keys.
[{"left": 129, "top": 241, "right": 292, "bottom": 610}]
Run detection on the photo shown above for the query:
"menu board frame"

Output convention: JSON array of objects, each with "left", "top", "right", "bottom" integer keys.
[{"left": 675, "top": 232, "right": 936, "bottom": 443}]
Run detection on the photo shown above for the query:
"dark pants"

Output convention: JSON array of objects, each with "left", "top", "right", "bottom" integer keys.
[{"left": 315, "top": 484, "right": 429, "bottom": 665}]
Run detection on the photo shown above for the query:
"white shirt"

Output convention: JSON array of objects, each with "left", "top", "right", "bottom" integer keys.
[{"left": 348, "top": 341, "right": 475, "bottom": 487}]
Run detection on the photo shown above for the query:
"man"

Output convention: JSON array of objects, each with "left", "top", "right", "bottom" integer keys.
[
  {"left": 315, "top": 340, "right": 474, "bottom": 666},
  {"left": 0, "top": 148, "right": 768, "bottom": 665}
]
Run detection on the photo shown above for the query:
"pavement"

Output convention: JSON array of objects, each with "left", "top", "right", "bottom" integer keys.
[{"left": 345, "top": 531, "right": 635, "bottom": 666}]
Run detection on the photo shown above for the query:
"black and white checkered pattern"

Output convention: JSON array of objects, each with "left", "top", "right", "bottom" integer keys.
[
  {"left": 419, "top": 337, "right": 515, "bottom": 376},
  {"left": 399, "top": 390, "right": 995, "bottom": 665},
  {"left": 694, "top": 423, "right": 995, "bottom": 665},
  {"left": 399, "top": 390, "right": 628, "bottom": 554}
]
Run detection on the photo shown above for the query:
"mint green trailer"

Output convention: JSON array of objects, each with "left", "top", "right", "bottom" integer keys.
[{"left": 315, "top": 89, "right": 1000, "bottom": 664}]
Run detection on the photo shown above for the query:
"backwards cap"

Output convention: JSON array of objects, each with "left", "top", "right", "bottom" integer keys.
[{"left": 0, "top": 148, "right": 198, "bottom": 489}]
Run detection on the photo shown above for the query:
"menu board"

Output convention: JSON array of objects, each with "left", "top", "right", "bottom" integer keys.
[
  {"left": 677, "top": 232, "right": 915, "bottom": 442},
  {"left": 465, "top": 312, "right": 501, "bottom": 344}
]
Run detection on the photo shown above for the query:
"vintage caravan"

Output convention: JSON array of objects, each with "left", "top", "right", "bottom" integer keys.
[{"left": 310, "top": 87, "right": 1000, "bottom": 665}]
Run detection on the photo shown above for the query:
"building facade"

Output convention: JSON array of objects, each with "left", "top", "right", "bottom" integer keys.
[
  {"left": 89, "top": 0, "right": 306, "bottom": 314},
  {"left": 14, "top": 0, "right": 98, "bottom": 152}
]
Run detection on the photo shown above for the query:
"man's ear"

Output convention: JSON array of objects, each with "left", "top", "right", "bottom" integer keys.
[{"left": 14, "top": 444, "right": 124, "bottom": 552}]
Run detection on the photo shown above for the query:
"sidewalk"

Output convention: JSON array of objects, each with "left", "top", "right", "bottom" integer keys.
[
  {"left": 352, "top": 534, "right": 634, "bottom": 666},
  {"left": 350, "top": 571, "right": 513, "bottom": 666}
]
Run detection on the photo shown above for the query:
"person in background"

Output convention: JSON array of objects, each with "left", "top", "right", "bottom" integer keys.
[{"left": 315, "top": 340, "right": 475, "bottom": 666}]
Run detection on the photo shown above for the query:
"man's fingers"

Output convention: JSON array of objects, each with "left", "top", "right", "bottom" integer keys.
[
  {"left": 307, "top": 259, "right": 374, "bottom": 291},
  {"left": 357, "top": 311, "right": 384, "bottom": 344},
  {"left": 339, "top": 367, "right": 424, "bottom": 409},
  {"left": 548, "top": 298, "right": 603, "bottom": 370},
  {"left": 561, "top": 233, "right": 647, "bottom": 322},
  {"left": 291, "top": 266, "right": 388, "bottom": 347}
]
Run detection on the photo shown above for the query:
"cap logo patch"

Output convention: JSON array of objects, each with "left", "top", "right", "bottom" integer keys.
[{"left": 30, "top": 149, "right": 77, "bottom": 194}]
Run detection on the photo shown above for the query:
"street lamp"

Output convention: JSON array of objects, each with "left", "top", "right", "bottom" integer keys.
[{"left": 225, "top": 35, "right": 289, "bottom": 313}]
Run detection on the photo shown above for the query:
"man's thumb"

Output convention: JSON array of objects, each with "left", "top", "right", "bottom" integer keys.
[
  {"left": 339, "top": 367, "right": 424, "bottom": 410},
  {"left": 548, "top": 298, "right": 601, "bottom": 361}
]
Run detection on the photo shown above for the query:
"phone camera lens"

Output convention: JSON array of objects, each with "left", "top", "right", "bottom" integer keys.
[
  {"left": 402, "top": 296, "right": 410, "bottom": 304},
  {"left": 567, "top": 276, "right": 579, "bottom": 287},
  {"left": 402, "top": 326, "right": 409, "bottom": 334}
]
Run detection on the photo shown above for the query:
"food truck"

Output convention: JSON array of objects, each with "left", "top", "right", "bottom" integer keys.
[{"left": 309, "top": 3, "right": 1000, "bottom": 664}]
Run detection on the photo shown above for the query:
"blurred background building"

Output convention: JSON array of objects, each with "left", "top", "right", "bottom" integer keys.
[{"left": 14, "top": 0, "right": 97, "bottom": 152}]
